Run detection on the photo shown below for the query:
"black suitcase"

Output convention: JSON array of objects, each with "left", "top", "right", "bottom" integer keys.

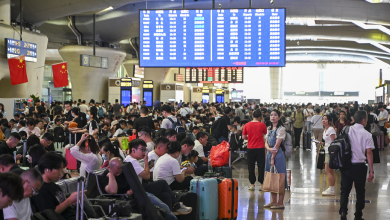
[
  {"left": 302, "top": 131, "right": 311, "bottom": 151},
  {"left": 173, "top": 190, "right": 198, "bottom": 220}
]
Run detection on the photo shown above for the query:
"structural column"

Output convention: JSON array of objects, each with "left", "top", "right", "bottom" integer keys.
[
  {"left": 58, "top": 45, "right": 126, "bottom": 102},
  {"left": 270, "top": 67, "right": 282, "bottom": 100}
]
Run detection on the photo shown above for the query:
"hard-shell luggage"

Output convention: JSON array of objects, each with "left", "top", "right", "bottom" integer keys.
[
  {"left": 173, "top": 191, "right": 198, "bottom": 220},
  {"left": 302, "top": 131, "right": 311, "bottom": 151},
  {"left": 377, "top": 131, "right": 385, "bottom": 150},
  {"left": 218, "top": 178, "right": 238, "bottom": 220},
  {"left": 190, "top": 178, "right": 219, "bottom": 220},
  {"left": 66, "top": 148, "right": 78, "bottom": 170}
]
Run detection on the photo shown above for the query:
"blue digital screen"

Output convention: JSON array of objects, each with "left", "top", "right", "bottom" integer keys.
[
  {"left": 121, "top": 90, "right": 132, "bottom": 107},
  {"left": 143, "top": 91, "right": 153, "bottom": 107},
  {"left": 140, "top": 8, "right": 285, "bottom": 67},
  {"left": 6, "top": 38, "right": 38, "bottom": 62}
]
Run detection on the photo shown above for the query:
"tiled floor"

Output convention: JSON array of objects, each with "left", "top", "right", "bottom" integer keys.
[{"left": 232, "top": 146, "right": 389, "bottom": 220}]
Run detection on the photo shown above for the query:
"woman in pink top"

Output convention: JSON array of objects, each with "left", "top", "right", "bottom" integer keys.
[{"left": 242, "top": 109, "right": 268, "bottom": 191}]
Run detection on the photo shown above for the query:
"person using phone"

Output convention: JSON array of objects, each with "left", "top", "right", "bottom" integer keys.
[{"left": 124, "top": 139, "right": 192, "bottom": 215}]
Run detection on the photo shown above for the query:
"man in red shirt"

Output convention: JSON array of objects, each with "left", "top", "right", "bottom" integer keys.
[{"left": 242, "top": 109, "right": 268, "bottom": 191}]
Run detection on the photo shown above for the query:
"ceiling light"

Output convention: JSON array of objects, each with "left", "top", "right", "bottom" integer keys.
[{"left": 97, "top": 6, "right": 114, "bottom": 14}]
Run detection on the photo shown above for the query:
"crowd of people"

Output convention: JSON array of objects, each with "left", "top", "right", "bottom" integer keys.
[{"left": 0, "top": 98, "right": 385, "bottom": 220}]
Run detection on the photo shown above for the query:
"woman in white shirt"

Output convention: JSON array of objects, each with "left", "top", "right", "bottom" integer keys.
[
  {"left": 70, "top": 133, "right": 103, "bottom": 177},
  {"left": 321, "top": 114, "right": 336, "bottom": 196},
  {"left": 25, "top": 119, "right": 41, "bottom": 138}
]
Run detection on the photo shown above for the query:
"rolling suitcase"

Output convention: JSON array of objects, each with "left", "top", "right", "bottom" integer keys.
[
  {"left": 214, "top": 166, "right": 232, "bottom": 178},
  {"left": 302, "top": 131, "right": 311, "bottom": 151},
  {"left": 66, "top": 148, "right": 78, "bottom": 170},
  {"left": 174, "top": 191, "right": 198, "bottom": 220},
  {"left": 218, "top": 178, "right": 238, "bottom": 220},
  {"left": 190, "top": 178, "right": 219, "bottom": 220}
]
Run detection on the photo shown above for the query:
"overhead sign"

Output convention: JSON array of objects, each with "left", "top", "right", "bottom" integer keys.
[
  {"left": 185, "top": 67, "right": 243, "bottom": 83},
  {"left": 80, "top": 54, "right": 109, "bottom": 68},
  {"left": 134, "top": 65, "right": 144, "bottom": 78},
  {"left": 143, "top": 80, "right": 154, "bottom": 89},
  {"left": 174, "top": 74, "right": 184, "bottom": 82},
  {"left": 6, "top": 38, "right": 37, "bottom": 62}
]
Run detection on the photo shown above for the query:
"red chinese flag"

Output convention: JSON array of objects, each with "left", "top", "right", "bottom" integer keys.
[
  {"left": 52, "top": 62, "right": 69, "bottom": 88},
  {"left": 8, "top": 55, "right": 28, "bottom": 85}
]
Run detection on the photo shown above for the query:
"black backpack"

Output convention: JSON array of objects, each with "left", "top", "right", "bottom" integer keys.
[
  {"left": 328, "top": 126, "right": 352, "bottom": 169},
  {"left": 79, "top": 112, "right": 87, "bottom": 127},
  {"left": 53, "top": 127, "right": 65, "bottom": 142},
  {"left": 211, "top": 118, "right": 223, "bottom": 139}
]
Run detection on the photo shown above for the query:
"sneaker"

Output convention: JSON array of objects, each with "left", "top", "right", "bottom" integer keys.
[
  {"left": 263, "top": 202, "right": 277, "bottom": 208},
  {"left": 270, "top": 204, "right": 285, "bottom": 209},
  {"left": 173, "top": 202, "right": 192, "bottom": 215},
  {"left": 248, "top": 185, "right": 255, "bottom": 191},
  {"left": 322, "top": 188, "right": 335, "bottom": 196}
]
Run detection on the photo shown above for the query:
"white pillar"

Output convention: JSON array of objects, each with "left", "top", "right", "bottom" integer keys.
[
  {"left": 270, "top": 67, "right": 282, "bottom": 100},
  {"left": 0, "top": 0, "right": 11, "bottom": 26}
]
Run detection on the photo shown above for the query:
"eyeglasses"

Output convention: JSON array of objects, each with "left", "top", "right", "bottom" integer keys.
[
  {"left": 137, "top": 147, "right": 147, "bottom": 152},
  {"left": 27, "top": 180, "right": 39, "bottom": 196}
]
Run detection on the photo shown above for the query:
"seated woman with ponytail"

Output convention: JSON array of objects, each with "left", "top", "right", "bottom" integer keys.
[{"left": 100, "top": 142, "right": 123, "bottom": 168}]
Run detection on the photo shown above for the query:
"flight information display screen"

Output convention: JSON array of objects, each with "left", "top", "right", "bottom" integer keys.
[{"left": 140, "top": 8, "right": 285, "bottom": 67}]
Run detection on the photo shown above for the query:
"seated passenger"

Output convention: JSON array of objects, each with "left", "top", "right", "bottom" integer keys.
[
  {"left": 124, "top": 139, "right": 192, "bottom": 215},
  {"left": 165, "top": 129, "right": 177, "bottom": 141},
  {"left": 148, "top": 137, "right": 169, "bottom": 178},
  {"left": 0, "top": 132, "right": 21, "bottom": 158},
  {"left": 99, "top": 158, "right": 180, "bottom": 219},
  {"left": 153, "top": 141, "right": 193, "bottom": 191},
  {"left": 33, "top": 153, "right": 81, "bottom": 220},
  {"left": 0, "top": 154, "right": 24, "bottom": 175},
  {"left": 100, "top": 142, "right": 122, "bottom": 169},
  {"left": 16, "top": 134, "right": 40, "bottom": 162},
  {"left": 137, "top": 127, "right": 155, "bottom": 152},
  {"left": 193, "top": 132, "right": 209, "bottom": 163},
  {"left": 0, "top": 172, "right": 24, "bottom": 209},
  {"left": 28, "top": 144, "right": 47, "bottom": 168},
  {"left": 3, "top": 169, "right": 42, "bottom": 220},
  {"left": 69, "top": 133, "right": 102, "bottom": 177}
]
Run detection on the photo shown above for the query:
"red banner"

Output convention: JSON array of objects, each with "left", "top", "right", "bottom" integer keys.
[
  {"left": 52, "top": 62, "right": 69, "bottom": 88},
  {"left": 8, "top": 55, "right": 28, "bottom": 85}
]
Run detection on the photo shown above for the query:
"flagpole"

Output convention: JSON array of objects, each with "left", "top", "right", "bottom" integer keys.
[
  {"left": 50, "top": 61, "right": 68, "bottom": 66},
  {"left": 20, "top": 0, "right": 23, "bottom": 41}
]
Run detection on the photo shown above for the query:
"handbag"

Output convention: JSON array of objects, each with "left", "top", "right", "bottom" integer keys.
[
  {"left": 262, "top": 165, "right": 285, "bottom": 194},
  {"left": 371, "top": 123, "right": 381, "bottom": 136},
  {"left": 316, "top": 145, "right": 325, "bottom": 170}
]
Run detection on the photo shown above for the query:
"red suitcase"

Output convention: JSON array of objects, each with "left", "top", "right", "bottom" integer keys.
[{"left": 65, "top": 148, "right": 77, "bottom": 170}]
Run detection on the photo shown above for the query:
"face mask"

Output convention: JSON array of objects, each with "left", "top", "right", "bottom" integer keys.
[
  {"left": 86, "top": 114, "right": 90, "bottom": 120},
  {"left": 72, "top": 114, "right": 75, "bottom": 118},
  {"left": 102, "top": 154, "right": 109, "bottom": 161}
]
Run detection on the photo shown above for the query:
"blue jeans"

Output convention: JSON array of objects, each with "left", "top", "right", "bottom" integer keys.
[
  {"left": 146, "top": 192, "right": 178, "bottom": 220},
  {"left": 218, "top": 136, "right": 228, "bottom": 143},
  {"left": 305, "top": 121, "right": 312, "bottom": 135}
]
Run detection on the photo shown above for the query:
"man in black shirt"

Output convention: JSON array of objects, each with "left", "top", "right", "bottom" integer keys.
[
  {"left": 89, "top": 99, "right": 97, "bottom": 116},
  {"left": 133, "top": 107, "right": 155, "bottom": 134},
  {"left": 0, "top": 154, "right": 24, "bottom": 175},
  {"left": 34, "top": 100, "right": 45, "bottom": 115},
  {"left": 217, "top": 107, "right": 232, "bottom": 143},
  {"left": 33, "top": 153, "right": 79, "bottom": 220},
  {"left": 113, "top": 99, "right": 121, "bottom": 117},
  {"left": 0, "top": 133, "right": 21, "bottom": 157},
  {"left": 39, "top": 133, "right": 55, "bottom": 152},
  {"left": 63, "top": 101, "right": 73, "bottom": 125}
]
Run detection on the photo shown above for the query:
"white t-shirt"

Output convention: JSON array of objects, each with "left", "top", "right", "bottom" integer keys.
[
  {"left": 161, "top": 115, "right": 177, "bottom": 130},
  {"left": 26, "top": 127, "right": 41, "bottom": 137},
  {"left": 113, "top": 128, "right": 124, "bottom": 137},
  {"left": 153, "top": 154, "right": 182, "bottom": 185},
  {"left": 70, "top": 145, "right": 103, "bottom": 177},
  {"left": 3, "top": 197, "right": 31, "bottom": 220},
  {"left": 311, "top": 115, "right": 323, "bottom": 129},
  {"left": 148, "top": 150, "right": 161, "bottom": 172},
  {"left": 79, "top": 104, "right": 89, "bottom": 113},
  {"left": 124, "top": 155, "right": 144, "bottom": 183},
  {"left": 378, "top": 110, "right": 389, "bottom": 126},
  {"left": 146, "top": 142, "right": 155, "bottom": 152},
  {"left": 304, "top": 108, "right": 314, "bottom": 122},
  {"left": 194, "top": 140, "right": 205, "bottom": 158},
  {"left": 323, "top": 127, "right": 336, "bottom": 153}
]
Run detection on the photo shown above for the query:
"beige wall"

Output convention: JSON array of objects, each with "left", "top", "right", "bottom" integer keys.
[
  {"left": 58, "top": 45, "right": 126, "bottom": 102},
  {"left": 0, "top": 24, "right": 48, "bottom": 98}
]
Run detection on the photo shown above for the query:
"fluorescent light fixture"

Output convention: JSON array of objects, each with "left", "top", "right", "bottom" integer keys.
[
  {"left": 365, "top": 0, "right": 390, "bottom": 3},
  {"left": 48, "top": 81, "right": 51, "bottom": 82},
  {"left": 97, "top": 6, "right": 114, "bottom": 14}
]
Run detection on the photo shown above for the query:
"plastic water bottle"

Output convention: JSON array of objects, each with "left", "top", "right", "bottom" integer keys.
[
  {"left": 208, "top": 158, "right": 212, "bottom": 173},
  {"left": 13, "top": 151, "right": 17, "bottom": 163}
]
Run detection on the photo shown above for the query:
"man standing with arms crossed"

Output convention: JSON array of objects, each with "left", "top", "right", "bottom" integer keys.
[{"left": 339, "top": 110, "right": 374, "bottom": 220}]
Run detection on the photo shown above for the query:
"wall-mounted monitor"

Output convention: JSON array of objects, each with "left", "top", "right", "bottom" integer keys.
[{"left": 140, "top": 8, "right": 285, "bottom": 67}]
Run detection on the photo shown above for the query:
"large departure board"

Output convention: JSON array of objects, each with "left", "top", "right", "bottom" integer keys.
[
  {"left": 140, "top": 8, "right": 285, "bottom": 67},
  {"left": 6, "top": 38, "right": 37, "bottom": 62}
]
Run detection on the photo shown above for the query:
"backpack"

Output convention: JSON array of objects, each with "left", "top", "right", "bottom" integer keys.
[
  {"left": 98, "top": 107, "right": 104, "bottom": 117},
  {"left": 79, "top": 112, "right": 87, "bottom": 127},
  {"left": 281, "top": 131, "right": 293, "bottom": 158},
  {"left": 167, "top": 117, "right": 185, "bottom": 133},
  {"left": 211, "top": 117, "right": 223, "bottom": 139},
  {"left": 53, "top": 127, "right": 65, "bottom": 142},
  {"left": 328, "top": 126, "right": 352, "bottom": 169}
]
